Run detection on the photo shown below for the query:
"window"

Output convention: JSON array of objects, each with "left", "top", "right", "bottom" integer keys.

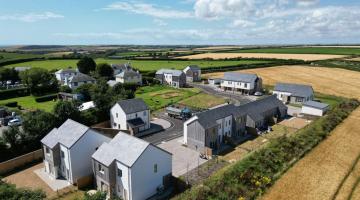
[
  {"left": 114, "top": 123, "right": 117, "bottom": 127},
  {"left": 45, "top": 147, "right": 50, "bottom": 154},
  {"left": 143, "top": 111, "right": 146, "bottom": 116},
  {"left": 116, "top": 113, "right": 118, "bottom": 118},
  {"left": 117, "top": 168, "right": 122, "bottom": 177},
  {"left": 154, "top": 164, "right": 158, "bottom": 173},
  {"left": 73, "top": 82, "right": 78, "bottom": 86},
  {"left": 244, "top": 83, "right": 248, "bottom": 88},
  {"left": 228, "top": 81, "right": 232, "bottom": 84},
  {"left": 60, "top": 150, "right": 65, "bottom": 158},
  {"left": 99, "top": 164, "right": 104, "bottom": 174},
  {"left": 135, "top": 113, "right": 138, "bottom": 117}
]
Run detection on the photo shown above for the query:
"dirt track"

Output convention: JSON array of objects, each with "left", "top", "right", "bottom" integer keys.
[
  {"left": 180, "top": 53, "right": 346, "bottom": 61},
  {"left": 205, "top": 65, "right": 360, "bottom": 99}
]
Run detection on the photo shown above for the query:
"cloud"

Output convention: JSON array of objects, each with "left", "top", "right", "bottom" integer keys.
[
  {"left": 153, "top": 19, "right": 168, "bottom": 26},
  {"left": 102, "top": 1, "right": 193, "bottom": 19},
  {"left": 0, "top": 12, "right": 64, "bottom": 22},
  {"left": 231, "top": 19, "right": 256, "bottom": 28},
  {"left": 296, "top": 0, "right": 319, "bottom": 7}
]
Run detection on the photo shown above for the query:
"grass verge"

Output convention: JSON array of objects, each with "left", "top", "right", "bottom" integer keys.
[{"left": 0, "top": 95, "right": 57, "bottom": 112}]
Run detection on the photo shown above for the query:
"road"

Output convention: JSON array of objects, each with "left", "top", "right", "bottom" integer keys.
[
  {"left": 141, "top": 112, "right": 184, "bottom": 145},
  {"left": 189, "top": 83, "right": 254, "bottom": 105}
]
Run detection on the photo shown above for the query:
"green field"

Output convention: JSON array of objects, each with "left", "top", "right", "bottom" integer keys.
[
  {"left": 179, "top": 93, "right": 227, "bottom": 109},
  {"left": 136, "top": 85, "right": 200, "bottom": 111},
  {"left": 0, "top": 95, "right": 57, "bottom": 112},
  {"left": 226, "top": 47, "right": 360, "bottom": 55},
  {"left": 0, "top": 52, "right": 42, "bottom": 65},
  {"left": 4, "top": 58, "right": 271, "bottom": 71}
]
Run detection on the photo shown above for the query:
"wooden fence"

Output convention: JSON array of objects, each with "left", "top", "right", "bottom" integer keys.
[{"left": 0, "top": 149, "right": 43, "bottom": 175}]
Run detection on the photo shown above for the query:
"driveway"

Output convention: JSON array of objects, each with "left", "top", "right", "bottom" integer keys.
[
  {"left": 189, "top": 83, "right": 255, "bottom": 105},
  {"left": 158, "top": 137, "right": 207, "bottom": 177}
]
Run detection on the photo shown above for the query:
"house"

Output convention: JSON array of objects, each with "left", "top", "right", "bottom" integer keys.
[
  {"left": 183, "top": 65, "right": 201, "bottom": 82},
  {"left": 41, "top": 119, "right": 111, "bottom": 184},
  {"left": 111, "top": 63, "right": 132, "bottom": 75},
  {"left": 55, "top": 69, "right": 78, "bottom": 83},
  {"left": 115, "top": 70, "right": 142, "bottom": 85},
  {"left": 155, "top": 69, "right": 186, "bottom": 88},
  {"left": 92, "top": 132, "right": 172, "bottom": 200},
  {"left": 208, "top": 78, "right": 221, "bottom": 86},
  {"left": 301, "top": 100, "right": 329, "bottom": 116},
  {"left": 184, "top": 95, "right": 287, "bottom": 156},
  {"left": 220, "top": 72, "right": 262, "bottom": 95},
  {"left": 58, "top": 92, "right": 83, "bottom": 101},
  {"left": 273, "top": 83, "right": 314, "bottom": 104},
  {"left": 110, "top": 99, "right": 150, "bottom": 135},
  {"left": 65, "top": 73, "right": 96, "bottom": 89}
]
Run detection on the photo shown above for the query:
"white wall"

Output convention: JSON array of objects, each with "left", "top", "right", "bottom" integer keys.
[
  {"left": 183, "top": 116, "right": 198, "bottom": 144},
  {"left": 301, "top": 106, "right": 326, "bottom": 116},
  {"left": 164, "top": 73, "right": 173, "bottom": 85},
  {"left": 130, "top": 145, "right": 172, "bottom": 200},
  {"left": 220, "top": 80, "right": 252, "bottom": 90},
  {"left": 116, "top": 74, "right": 142, "bottom": 84},
  {"left": 70, "top": 130, "right": 111, "bottom": 183},
  {"left": 60, "top": 144, "right": 72, "bottom": 183},
  {"left": 111, "top": 103, "right": 150, "bottom": 131},
  {"left": 273, "top": 91, "right": 292, "bottom": 101},
  {"left": 115, "top": 162, "right": 130, "bottom": 200}
]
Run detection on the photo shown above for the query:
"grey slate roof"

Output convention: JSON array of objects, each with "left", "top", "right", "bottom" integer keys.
[
  {"left": 116, "top": 70, "right": 141, "bottom": 78},
  {"left": 41, "top": 119, "right": 90, "bottom": 149},
  {"left": 186, "top": 65, "right": 200, "bottom": 71},
  {"left": 274, "top": 83, "right": 314, "bottom": 98},
  {"left": 222, "top": 72, "right": 258, "bottom": 83},
  {"left": 111, "top": 63, "right": 131, "bottom": 70},
  {"left": 92, "top": 132, "right": 150, "bottom": 167},
  {"left": 156, "top": 69, "right": 184, "bottom": 76},
  {"left": 303, "top": 100, "right": 329, "bottom": 109},
  {"left": 56, "top": 69, "right": 77, "bottom": 74},
  {"left": 116, "top": 98, "right": 149, "bottom": 114},
  {"left": 69, "top": 73, "right": 95, "bottom": 83}
]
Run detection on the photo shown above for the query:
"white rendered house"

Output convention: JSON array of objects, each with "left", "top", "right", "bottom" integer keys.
[
  {"left": 110, "top": 99, "right": 150, "bottom": 135},
  {"left": 41, "top": 119, "right": 111, "bottom": 184},
  {"left": 92, "top": 132, "right": 172, "bottom": 200},
  {"left": 55, "top": 69, "right": 78, "bottom": 83}
]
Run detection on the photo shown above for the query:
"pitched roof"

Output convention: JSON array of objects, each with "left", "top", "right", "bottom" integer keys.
[
  {"left": 303, "top": 100, "right": 329, "bottom": 109},
  {"left": 116, "top": 98, "right": 149, "bottom": 114},
  {"left": 116, "top": 70, "right": 141, "bottom": 78},
  {"left": 92, "top": 132, "right": 150, "bottom": 167},
  {"left": 222, "top": 72, "right": 259, "bottom": 83},
  {"left": 274, "top": 83, "right": 314, "bottom": 98},
  {"left": 185, "top": 65, "right": 200, "bottom": 71},
  {"left": 41, "top": 119, "right": 90, "bottom": 149},
  {"left": 156, "top": 69, "right": 184, "bottom": 76},
  {"left": 111, "top": 63, "right": 131, "bottom": 70},
  {"left": 56, "top": 69, "right": 77, "bottom": 74},
  {"left": 69, "top": 73, "right": 95, "bottom": 83}
]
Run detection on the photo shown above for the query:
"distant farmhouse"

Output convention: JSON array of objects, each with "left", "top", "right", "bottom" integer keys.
[
  {"left": 183, "top": 65, "right": 201, "bottom": 82},
  {"left": 302, "top": 100, "right": 329, "bottom": 116},
  {"left": 110, "top": 99, "right": 150, "bottom": 136},
  {"left": 155, "top": 69, "right": 186, "bottom": 88},
  {"left": 220, "top": 72, "right": 263, "bottom": 95},
  {"left": 184, "top": 95, "right": 287, "bottom": 156},
  {"left": 111, "top": 63, "right": 131, "bottom": 75},
  {"left": 41, "top": 119, "right": 111, "bottom": 185},
  {"left": 55, "top": 69, "right": 78, "bottom": 83},
  {"left": 64, "top": 73, "right": 96, "bottom": 89},
  {"left": 115, "top": 70, "right": 142, "bottom": 85},
  {"left": 273, "top": 83, "right": 314, "bottom": 104},
  {"left": 92, "top": 132, "right": 172, "bottom": 200}
]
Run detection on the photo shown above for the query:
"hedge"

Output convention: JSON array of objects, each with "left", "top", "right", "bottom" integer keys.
[
  {"left": 4, "top": 101, "right": 17, "bottom": 107},
  {"left": 34, "top": 94, "right": 57, "bottom": 102},
  {"left": 0, "top": 87, "right": 30, "bottom": 100},
  {"left": 173, "top": 98, "right": 360, "bottom": 200}
]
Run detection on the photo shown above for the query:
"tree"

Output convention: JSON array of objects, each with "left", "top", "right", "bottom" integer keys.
[
  {"left": 2, "top": 126, "right": 23, "bottom": 151},
  {"left": 19, "top": 68, "right": 58, "bottom": 95},
  {"left": 53, "top": 101, "right": 81, "bottom": 125},
  {"left": 75, "top": 83, "right": 94, "bottom": 101},
  {"left": 96, "top": 63, "right": 113, "bottom": 79},
  {"left": 77, "top": 56, "right": 96, "bottom": 74},
  {"left": 91, "top": 79, "right": 112, "bottom": 116},
  {"left": 83, "top": 191, "right": 107, "bottom": 200},
  {"left": 0, "top": 68, "right": 19, "bottom": 83},
  {"left": 0, "top": 180, "right": 46, "bottom": 200},
  {"left": 59, "top": 85, "right": 72, "bottom": 93}
]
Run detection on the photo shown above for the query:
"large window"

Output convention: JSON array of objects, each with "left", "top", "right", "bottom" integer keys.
[
  {"left": 117, "top": 168, "right": 122, "bottom": 177},
  {"left": 45, "top": 147, "right": 50, "bottom": 154},
  {"left": 60, "top": 150, "right": 64, "bottom": 158},
  {"left": 154, "top": 164, "right": 158, "bottom": 173}
]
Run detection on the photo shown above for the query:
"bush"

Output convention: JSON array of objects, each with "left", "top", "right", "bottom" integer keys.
[
  {"left": 173, "top": 99, "right": 359, "bottom": 200},
  {"left": 0, "top": 180, "right": 46, "bottom": 200},
  {"left": 0, "top": 87, "right": 30, "bottom": 100},
  {"left": 4, "top": 101, "right": 17, "bottom": 107},
  {"left": 35, "top": 94, "right": 57, "bottom": 102}
]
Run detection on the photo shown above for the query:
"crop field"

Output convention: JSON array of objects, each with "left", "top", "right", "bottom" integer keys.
[
  {"left": 4, "top": 58, "right": 271, "bottom": 71},
  {"left": 226, "top": 47, "right": 360, "bottom": 55},
  {"left": 180, "top": 53, "right": 346, "bottom": 61},
  {"left": 261, "top": 108, "right": 360, "bottom": 200},
  {"left": 205, "top": 66, "right": 360, "bottom": 99}
]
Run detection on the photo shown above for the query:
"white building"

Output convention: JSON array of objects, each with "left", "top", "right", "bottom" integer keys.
[
  {"left": 155, "top": 69, "right": 186, "bottom": 88},
  {"left": 41, "top": 119, "right": 111, "bottom": 184},
  {"left": 220, "top": 72, "right": 262, "bottom": 95},
  {"left": 64, "top": 73, "right": 96, "bottom": 89},
  {"left": 273, "top": 83, "right": 314, "bottom": 104},
  {"left": 115, "top": 70, "right": 142, "bottom": 85},
  {"left": 110, "top": 99, "right": 150, "bottom": 136},
  {"left": 92, "top": 132, "right": 172, "bottom": 200},
  {"left": 55, "top": 69, "right": 78, "bottom": 83},
  {"left": 301, "top": 100, "right": 329, "bottom": 116},
  {"left": 111, "top": 63, "right": 132, "bottom": 75}
]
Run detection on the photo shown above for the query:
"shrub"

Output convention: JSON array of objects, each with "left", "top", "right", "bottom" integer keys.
[
  {"left": 0, "top": 87, "right": 30, "bottom": 100},
  {"left": 4, "top": 101, "right": 17, "bottom": 107},
  {"left": 35, "top": 94, "right": 57, "bottom": 102}
]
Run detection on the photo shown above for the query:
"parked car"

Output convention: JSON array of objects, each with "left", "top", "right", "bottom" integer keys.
[
  {"left": 8, "top": 118, "right": 22, "bottom": 126},
  {"left": 254, "top": 92, "right": 263, "bottom": 96}
]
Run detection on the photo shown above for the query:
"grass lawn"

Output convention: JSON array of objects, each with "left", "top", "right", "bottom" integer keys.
[
  {"left": 314, "top": 93, "right": 343, "bottom": 109},
  {"left": 227, "top": 47, "right": 360, "bottom": 55},
  {"left": 136, "top": 85, "right": 200, "bottom": 111},
  {"left": 179, "top": 93, "right": 228, "bottom": 109},
  {"left": 0, "top": 95, "right": 57, "bottom": 112},
  {"left": 4, "top": 58, "right": 272, "bottom": 72}
]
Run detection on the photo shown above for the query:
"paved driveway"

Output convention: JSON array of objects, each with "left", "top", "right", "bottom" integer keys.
[{"left": 158, "top": 137, "right": 207, "bottom": 177}]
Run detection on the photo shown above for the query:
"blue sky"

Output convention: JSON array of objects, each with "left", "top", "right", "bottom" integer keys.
[{"left": 1, "top": 0, "right": 360, "bottom": 45}]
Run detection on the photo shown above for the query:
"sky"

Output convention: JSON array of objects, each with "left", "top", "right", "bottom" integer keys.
[{"left": 1, "top": 0, "right": 360, "bottom": 45}]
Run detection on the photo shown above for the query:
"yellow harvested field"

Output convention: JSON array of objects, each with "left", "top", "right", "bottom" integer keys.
[
  {"left": 193, "top": 46, "right": 242, "bottom": 51},
  {"left": 205, "top": 66, "right": 360, "bottom": 99},
  {"left": 180, "top": 53, "right": 345, "bottom": 61},
  {"left": 347, "top": 57, "right": 360, "bottom": 62},
  {"left": 261, "top": 108, "right": 360, "bottom": 200}
]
